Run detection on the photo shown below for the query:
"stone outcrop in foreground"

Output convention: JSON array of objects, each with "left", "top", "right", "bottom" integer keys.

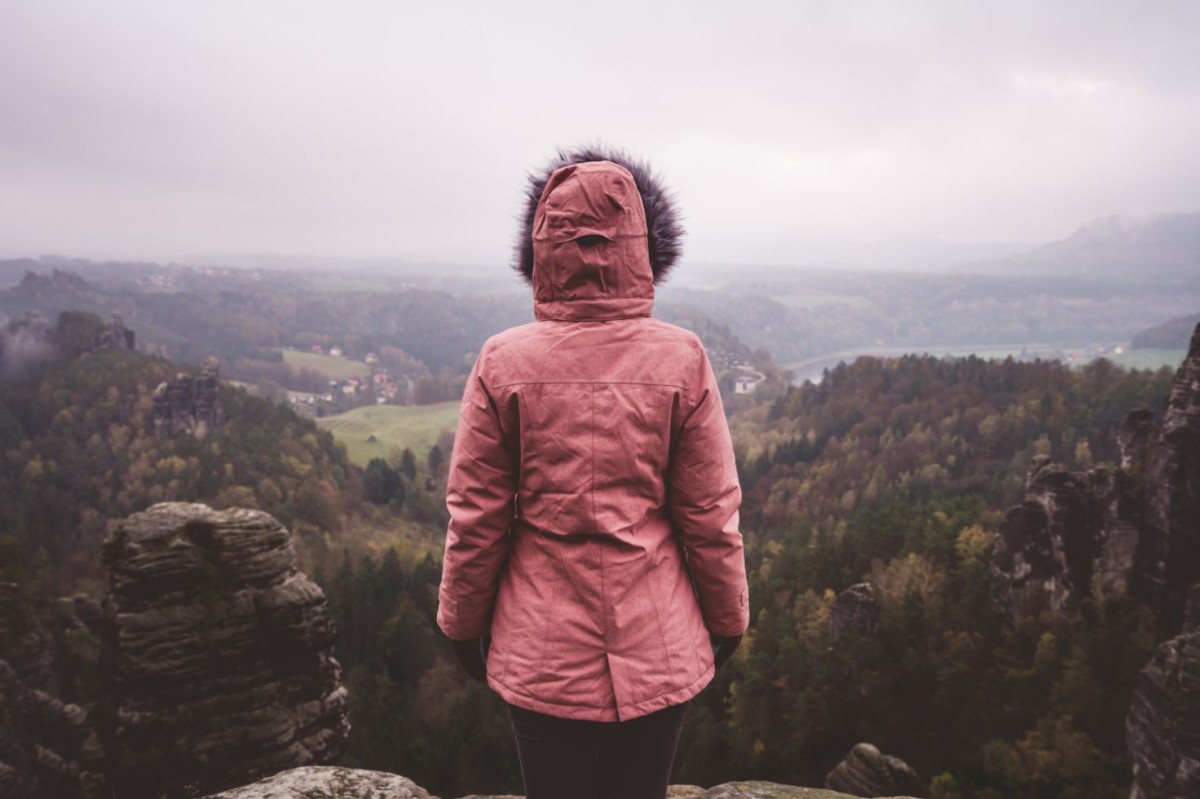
[
  {"left": 200, "top": 766, "right": 921, "bottom": 799},
  {"left": 101, "top": 503, "right": 349, "bottom": 798}
]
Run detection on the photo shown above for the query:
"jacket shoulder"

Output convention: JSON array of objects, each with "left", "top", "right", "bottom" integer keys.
[
  {"left": 482, "top": 322, "right": 542, "bottom": 349},
  {"left": 642, "top": 318, "right": 710, "bottom": 366},
  {"left": 642, "top": 317, "right": 705, "bottom": 346}
]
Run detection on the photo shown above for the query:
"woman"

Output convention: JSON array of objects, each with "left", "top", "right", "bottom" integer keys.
[{"left": 437, "top": 147, "right": 749, "bottom": 799}]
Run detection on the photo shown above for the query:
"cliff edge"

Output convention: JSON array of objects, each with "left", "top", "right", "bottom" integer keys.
[{"left": 200, "top": 765, "right": 921, "bottom": 799}]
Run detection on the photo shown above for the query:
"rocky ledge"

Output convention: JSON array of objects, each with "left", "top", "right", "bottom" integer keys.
[{"left": 200, "top": 766, "right": 921, "bottom": 799}]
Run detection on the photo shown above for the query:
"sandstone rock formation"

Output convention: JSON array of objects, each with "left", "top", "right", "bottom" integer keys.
[
  {"left": 100, "top": 503, "right": 349, "bottom": 798},
  {"left": 825, "top": 743, "right": 926, "bottom": 798},
  {"left": 992, "top": 323, "right": 1200, "bottom": 637},
  {"left": 199, "top": 766, "right": 922, "bottom": 799},
  {"left": 1126, "top": 587, "right": 1200, "bottom": 799},
  {"left": 153, "top": 356, "right": 226, "bottom": 438},
  {"left": 1148, "top": 323, "right": 1200, "bottom": 636},
  {"left": 990, "top": 457, "right": 1108, "bottom": 617},
  {"left": 830, "top": 583, "right": 880, "bottom": 640},
  {"left": 93, "top": 312, "right": 134, "bottom": 351}
]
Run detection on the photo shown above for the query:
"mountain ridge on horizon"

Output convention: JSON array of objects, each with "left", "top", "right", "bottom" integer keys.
[
  {"left": 3, "top": 211, "right": 1198, "bottom": 280},
  {"left": 967, "top": 211, "right": 1200, "bottom": 278}
]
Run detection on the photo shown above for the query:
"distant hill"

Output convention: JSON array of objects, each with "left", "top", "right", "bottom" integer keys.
[
  {"left": 1133, "top": 311, "right": 1200, "bottom": 349},
  {"left": 983, "top": 213, "right": 1200, "bottom": 277}
]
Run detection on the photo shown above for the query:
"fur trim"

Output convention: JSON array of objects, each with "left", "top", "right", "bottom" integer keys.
[{"left": 513, "top": 146, "right": 684, "bottom": 285}]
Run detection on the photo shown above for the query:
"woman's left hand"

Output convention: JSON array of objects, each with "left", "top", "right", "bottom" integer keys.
[{"left": 452, "top": 637, "right": 488, "bottom": 683}]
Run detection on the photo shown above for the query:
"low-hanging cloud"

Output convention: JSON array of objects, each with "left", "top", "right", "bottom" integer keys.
[{"left": 0, "top": 312, "right": 58, "bottom": 381}]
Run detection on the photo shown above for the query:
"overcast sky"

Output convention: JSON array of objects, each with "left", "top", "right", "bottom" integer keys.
[{"left": 1, "top": 0, "right": 1198, "bottom": 268}]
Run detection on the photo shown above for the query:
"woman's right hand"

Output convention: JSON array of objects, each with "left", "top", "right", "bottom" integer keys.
[{"left": 712, "top": 634, "right": 742, "bottom": 670}]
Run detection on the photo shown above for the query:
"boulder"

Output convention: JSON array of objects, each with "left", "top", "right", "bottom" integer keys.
[
  {"left": 825, "top": 743, "right": 926, "bottom": 798},
  {"left": 202, "top": 766, "right": 434, "bottom": 799}
]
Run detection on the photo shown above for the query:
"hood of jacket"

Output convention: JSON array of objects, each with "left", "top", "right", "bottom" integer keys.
[{"left": 515, "top": 147, "right": 684, "bottom": 322}]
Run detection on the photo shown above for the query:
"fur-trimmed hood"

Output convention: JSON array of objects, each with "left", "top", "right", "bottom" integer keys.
[{"left": 513, "top": 146, "right": 686, "bottom": 307}]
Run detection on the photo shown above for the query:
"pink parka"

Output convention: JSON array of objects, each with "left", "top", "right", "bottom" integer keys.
[{"left": 437, "top": 155, "right": 749, "bottom": 722}]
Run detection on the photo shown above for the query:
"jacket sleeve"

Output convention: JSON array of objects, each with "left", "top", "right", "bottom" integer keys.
[
  {"left": 668, "top": 347, "right": 750, "bottom": 637},
  {"left": 437, "top": 341, "right": 517, "bottom": 641}
]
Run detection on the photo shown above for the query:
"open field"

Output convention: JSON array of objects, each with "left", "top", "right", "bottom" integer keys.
[
  {"left": 280, "top": 348, "right": 371, "bottom": 380},
  {"left": 318, "top": 401, "right": 460, "bottom": 467}
]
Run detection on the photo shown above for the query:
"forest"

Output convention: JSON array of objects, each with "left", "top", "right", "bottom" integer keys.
[{"left": 0, "top": 297, "right": 1183, "bottom": 799}]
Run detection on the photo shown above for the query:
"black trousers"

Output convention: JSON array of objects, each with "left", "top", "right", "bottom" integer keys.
[{"left": 506, "top": 701, "right": 688, "bottom": 799}]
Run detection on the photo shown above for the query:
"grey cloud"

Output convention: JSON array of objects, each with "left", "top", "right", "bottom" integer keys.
[{"left": 1, "top": 0, "right": 1197, "bottom": 266}]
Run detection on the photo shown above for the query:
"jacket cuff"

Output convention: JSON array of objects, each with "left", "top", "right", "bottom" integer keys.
[
  {"left": 436, "top": 593, "right": 490, "bottom": 641},
  {"left": 702, "top": 587, "right": 750, "bottom": 637}
]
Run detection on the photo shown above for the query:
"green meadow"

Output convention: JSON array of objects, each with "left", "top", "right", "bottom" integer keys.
[{"left": 318, "top": 401, "right": 460, "bottom": 467}]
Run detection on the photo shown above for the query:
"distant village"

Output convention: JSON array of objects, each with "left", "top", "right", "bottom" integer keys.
[
  {"left": 705, "top": 341, "right": 769, "bottom": 395},
  {"left": 285, "top": 345, "right": 415, "bottom": 418},
  {"left": 275, "top": 337, "right": 775, "bottom": 421}
]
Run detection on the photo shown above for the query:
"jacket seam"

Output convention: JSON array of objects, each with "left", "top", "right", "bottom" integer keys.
[
  {"left": 647, "top": 551, "right": 678, "bottom": 694},
  {"left": 590, "top": 383, "right": 597, "bottom": 531}
]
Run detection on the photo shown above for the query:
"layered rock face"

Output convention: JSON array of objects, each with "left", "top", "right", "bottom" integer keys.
[
  {"left": 153, "top": 356, "right": 226, "bottom": 438},
  {"left": 100, "top": 503, "right": 349, "bottom": 798},
  {"left": 1126, "top": 588, "right": 1200, "bottom": 799},
  {"left": 200, "top": 766, "right": 921, "bottom": 799},
  {"left": 992, "top": 323, "right": 1200, "bottom": 636}
]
